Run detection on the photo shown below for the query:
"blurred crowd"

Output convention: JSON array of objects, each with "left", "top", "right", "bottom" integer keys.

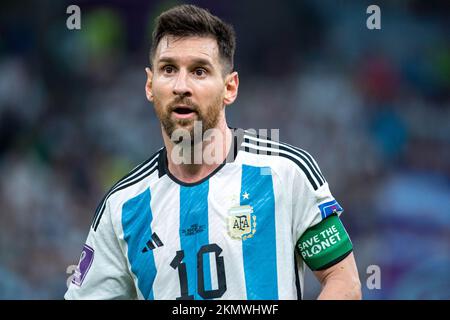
[{"left": 0, "top": 0, "right": 449, "bottom": 299}]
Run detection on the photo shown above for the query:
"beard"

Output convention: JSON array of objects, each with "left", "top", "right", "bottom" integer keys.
[{"left": 153, "top": 94, "right": 223, "bottom": 144}]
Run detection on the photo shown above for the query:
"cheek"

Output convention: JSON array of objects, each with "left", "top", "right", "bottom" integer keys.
[
  {"left": 152, "top": 75, "right": 175, "bottom": 94},
  {"left": 152, "top": 82, "right": 169, "bottom": 98},
  {"left": 196, "top": 82, "right": 225, "bottom": 104},
  {"left": 151, "top": 85, "right": 167, "bottom": 110},
  {"left": 152, "top": 89, "right": 173, "bottom": 112}
]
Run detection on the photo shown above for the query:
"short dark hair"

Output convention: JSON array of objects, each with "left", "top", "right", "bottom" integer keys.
[{"left": 150, "top": 4, "right": 236, "bottom": 74}]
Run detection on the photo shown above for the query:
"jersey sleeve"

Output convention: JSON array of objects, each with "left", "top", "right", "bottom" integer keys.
[
  {"left": 291, "top": 157, "right": 352, "bottom": 271},
  {"left": 64, "top": 199, "right": 137, "bottom": 299}
]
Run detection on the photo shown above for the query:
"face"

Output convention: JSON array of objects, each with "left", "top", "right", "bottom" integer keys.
[{"left": 146, "top": 35, "right": 238, "bottom": 141}]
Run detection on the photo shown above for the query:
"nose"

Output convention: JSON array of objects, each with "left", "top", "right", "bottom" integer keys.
[{"left": 172, "top": 70, "right": 192, "bottom": 97}]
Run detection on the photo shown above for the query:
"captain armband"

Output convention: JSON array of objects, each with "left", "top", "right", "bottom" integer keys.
[{"left": 295, "top": 214, "right": 353, "bottom": 271}]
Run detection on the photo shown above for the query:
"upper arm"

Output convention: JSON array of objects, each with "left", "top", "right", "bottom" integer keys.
[
  {"left": 290, "top": 154, "right": 351, "bottom": 270},
  {"left": 313, "top": 252, "right": 362, "bottom": 299},
  {"left": 313, "top": 252, "right": 359, "bottom": 285}
]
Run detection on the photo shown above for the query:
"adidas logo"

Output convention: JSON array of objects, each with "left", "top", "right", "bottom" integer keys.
[{"left": 142, "top": 232, "right": 164, "bottom": 253}]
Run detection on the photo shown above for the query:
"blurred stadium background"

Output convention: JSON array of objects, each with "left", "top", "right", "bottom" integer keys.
[{"left": 0, "top": 0, "right": 449, "bottom": 299}]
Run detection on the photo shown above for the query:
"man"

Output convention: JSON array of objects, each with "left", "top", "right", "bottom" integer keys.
[{"left": 65, "top": 4, "right": 361, "bottom": 300}]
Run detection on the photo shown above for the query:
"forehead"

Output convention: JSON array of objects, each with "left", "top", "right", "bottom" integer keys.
[{"left": 154, "top": 35, "right": 220, "bottom": 64}]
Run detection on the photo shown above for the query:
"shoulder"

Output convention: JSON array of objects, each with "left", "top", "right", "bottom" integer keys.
[
  {"left": 90, "top": 147, "right": 165, "bottom": 231},
  {"left": 238, "top": 129, "right": 327, "bottom": 191}
]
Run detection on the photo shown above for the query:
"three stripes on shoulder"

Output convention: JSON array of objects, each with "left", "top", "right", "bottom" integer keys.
[{"left": 241, "top": 131, "right": 326, "bottom": 191}]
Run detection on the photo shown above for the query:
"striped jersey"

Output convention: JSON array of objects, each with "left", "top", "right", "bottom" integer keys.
[{"left": 65, "top": 129, "right": 345, "bottom": 300}]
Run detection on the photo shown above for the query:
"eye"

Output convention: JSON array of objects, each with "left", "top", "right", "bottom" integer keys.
[
  {"left": 194, "top": 68, "right": 207, "bottom": 77},
  {"left": 162, "top": 65, "right": 175, "bottom": 74}
]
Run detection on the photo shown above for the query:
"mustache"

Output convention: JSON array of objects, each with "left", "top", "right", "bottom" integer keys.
[{"left": 168, "top": 97, "right": 199, "bottom": 112}]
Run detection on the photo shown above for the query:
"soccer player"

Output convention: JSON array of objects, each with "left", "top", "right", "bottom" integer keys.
[{"left": 65, "top": 4, "right": 361, "bottom": 300}]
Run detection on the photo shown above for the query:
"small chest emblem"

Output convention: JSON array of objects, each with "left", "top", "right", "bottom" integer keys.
[{"left": 227, "top": 205, "right": 257, "bottom": 240}]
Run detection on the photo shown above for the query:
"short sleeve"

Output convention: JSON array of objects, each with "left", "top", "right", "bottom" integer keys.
[
  {"left": 291, "top": 161, "right": 344, "bottom": 245},
  {"left": 291, "top": 156, "right": 354, "bottom": 271},
  {"left": 64, "top": 200, "right": 137, "bottom": 299}
]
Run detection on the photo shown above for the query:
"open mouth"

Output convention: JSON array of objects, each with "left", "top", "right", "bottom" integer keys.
[
  {"left": 172, "top": 105, "right": 197, "bottom": 118},
  {"left": 173, "top": 107, "right": 195, "bottom": 114}
]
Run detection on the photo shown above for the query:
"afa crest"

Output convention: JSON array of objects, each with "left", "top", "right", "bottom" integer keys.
[{"left": 227, "top": 205, "right": 256, "bottom": 240}]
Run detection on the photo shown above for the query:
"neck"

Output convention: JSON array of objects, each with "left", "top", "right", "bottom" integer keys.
[{"left": 162, "top": 120, "right": 232, "bottom": 184}]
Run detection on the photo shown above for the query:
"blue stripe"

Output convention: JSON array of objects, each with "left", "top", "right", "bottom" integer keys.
[
  {"left": 241, "top": 165, "right": 278, "bottom": 299},
  {"left": 122, "top": 188, "right": 156, "bottom": 299},
  {"left": 180, "top": 182, "right": 211, "bottom": 300}
]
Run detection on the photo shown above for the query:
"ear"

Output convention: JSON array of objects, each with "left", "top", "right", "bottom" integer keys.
[
  {"left": 145, "top": 67, "right": 154, "bottom": 102},
  {"left": 223, "top": 71, "right": 239, "bottom": 106}
]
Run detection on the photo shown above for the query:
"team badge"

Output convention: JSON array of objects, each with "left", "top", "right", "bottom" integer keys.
[{"left": 227, "top": 205, "right": 257, "bottom": 240}]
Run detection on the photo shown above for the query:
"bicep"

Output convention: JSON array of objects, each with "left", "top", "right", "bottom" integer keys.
[{"left": 313, "top": 252, "right": 360, "bottom": 288}]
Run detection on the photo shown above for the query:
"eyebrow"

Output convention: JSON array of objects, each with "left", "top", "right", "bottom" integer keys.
[{"left": 157, "top": 56, "right": 214, "bottom": 69}]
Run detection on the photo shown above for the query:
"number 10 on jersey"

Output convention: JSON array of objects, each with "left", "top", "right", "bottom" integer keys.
[{"left": 170, "top": 243, "right": 227, "bottom": 299}]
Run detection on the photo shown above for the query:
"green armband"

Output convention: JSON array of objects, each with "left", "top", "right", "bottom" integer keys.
[{"left": 296, "top": 214, "right": 353, "bottom": 271}]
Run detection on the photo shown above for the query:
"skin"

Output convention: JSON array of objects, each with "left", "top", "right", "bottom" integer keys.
[
  {"left": 145, "top": 35, "right": 239, "bottom": 183},
  {"left": 146, "top": 35, "right": 361, "bottom": 299},
  {"left": 314, "top": 252, "right": 362, "bottom": 300}
]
